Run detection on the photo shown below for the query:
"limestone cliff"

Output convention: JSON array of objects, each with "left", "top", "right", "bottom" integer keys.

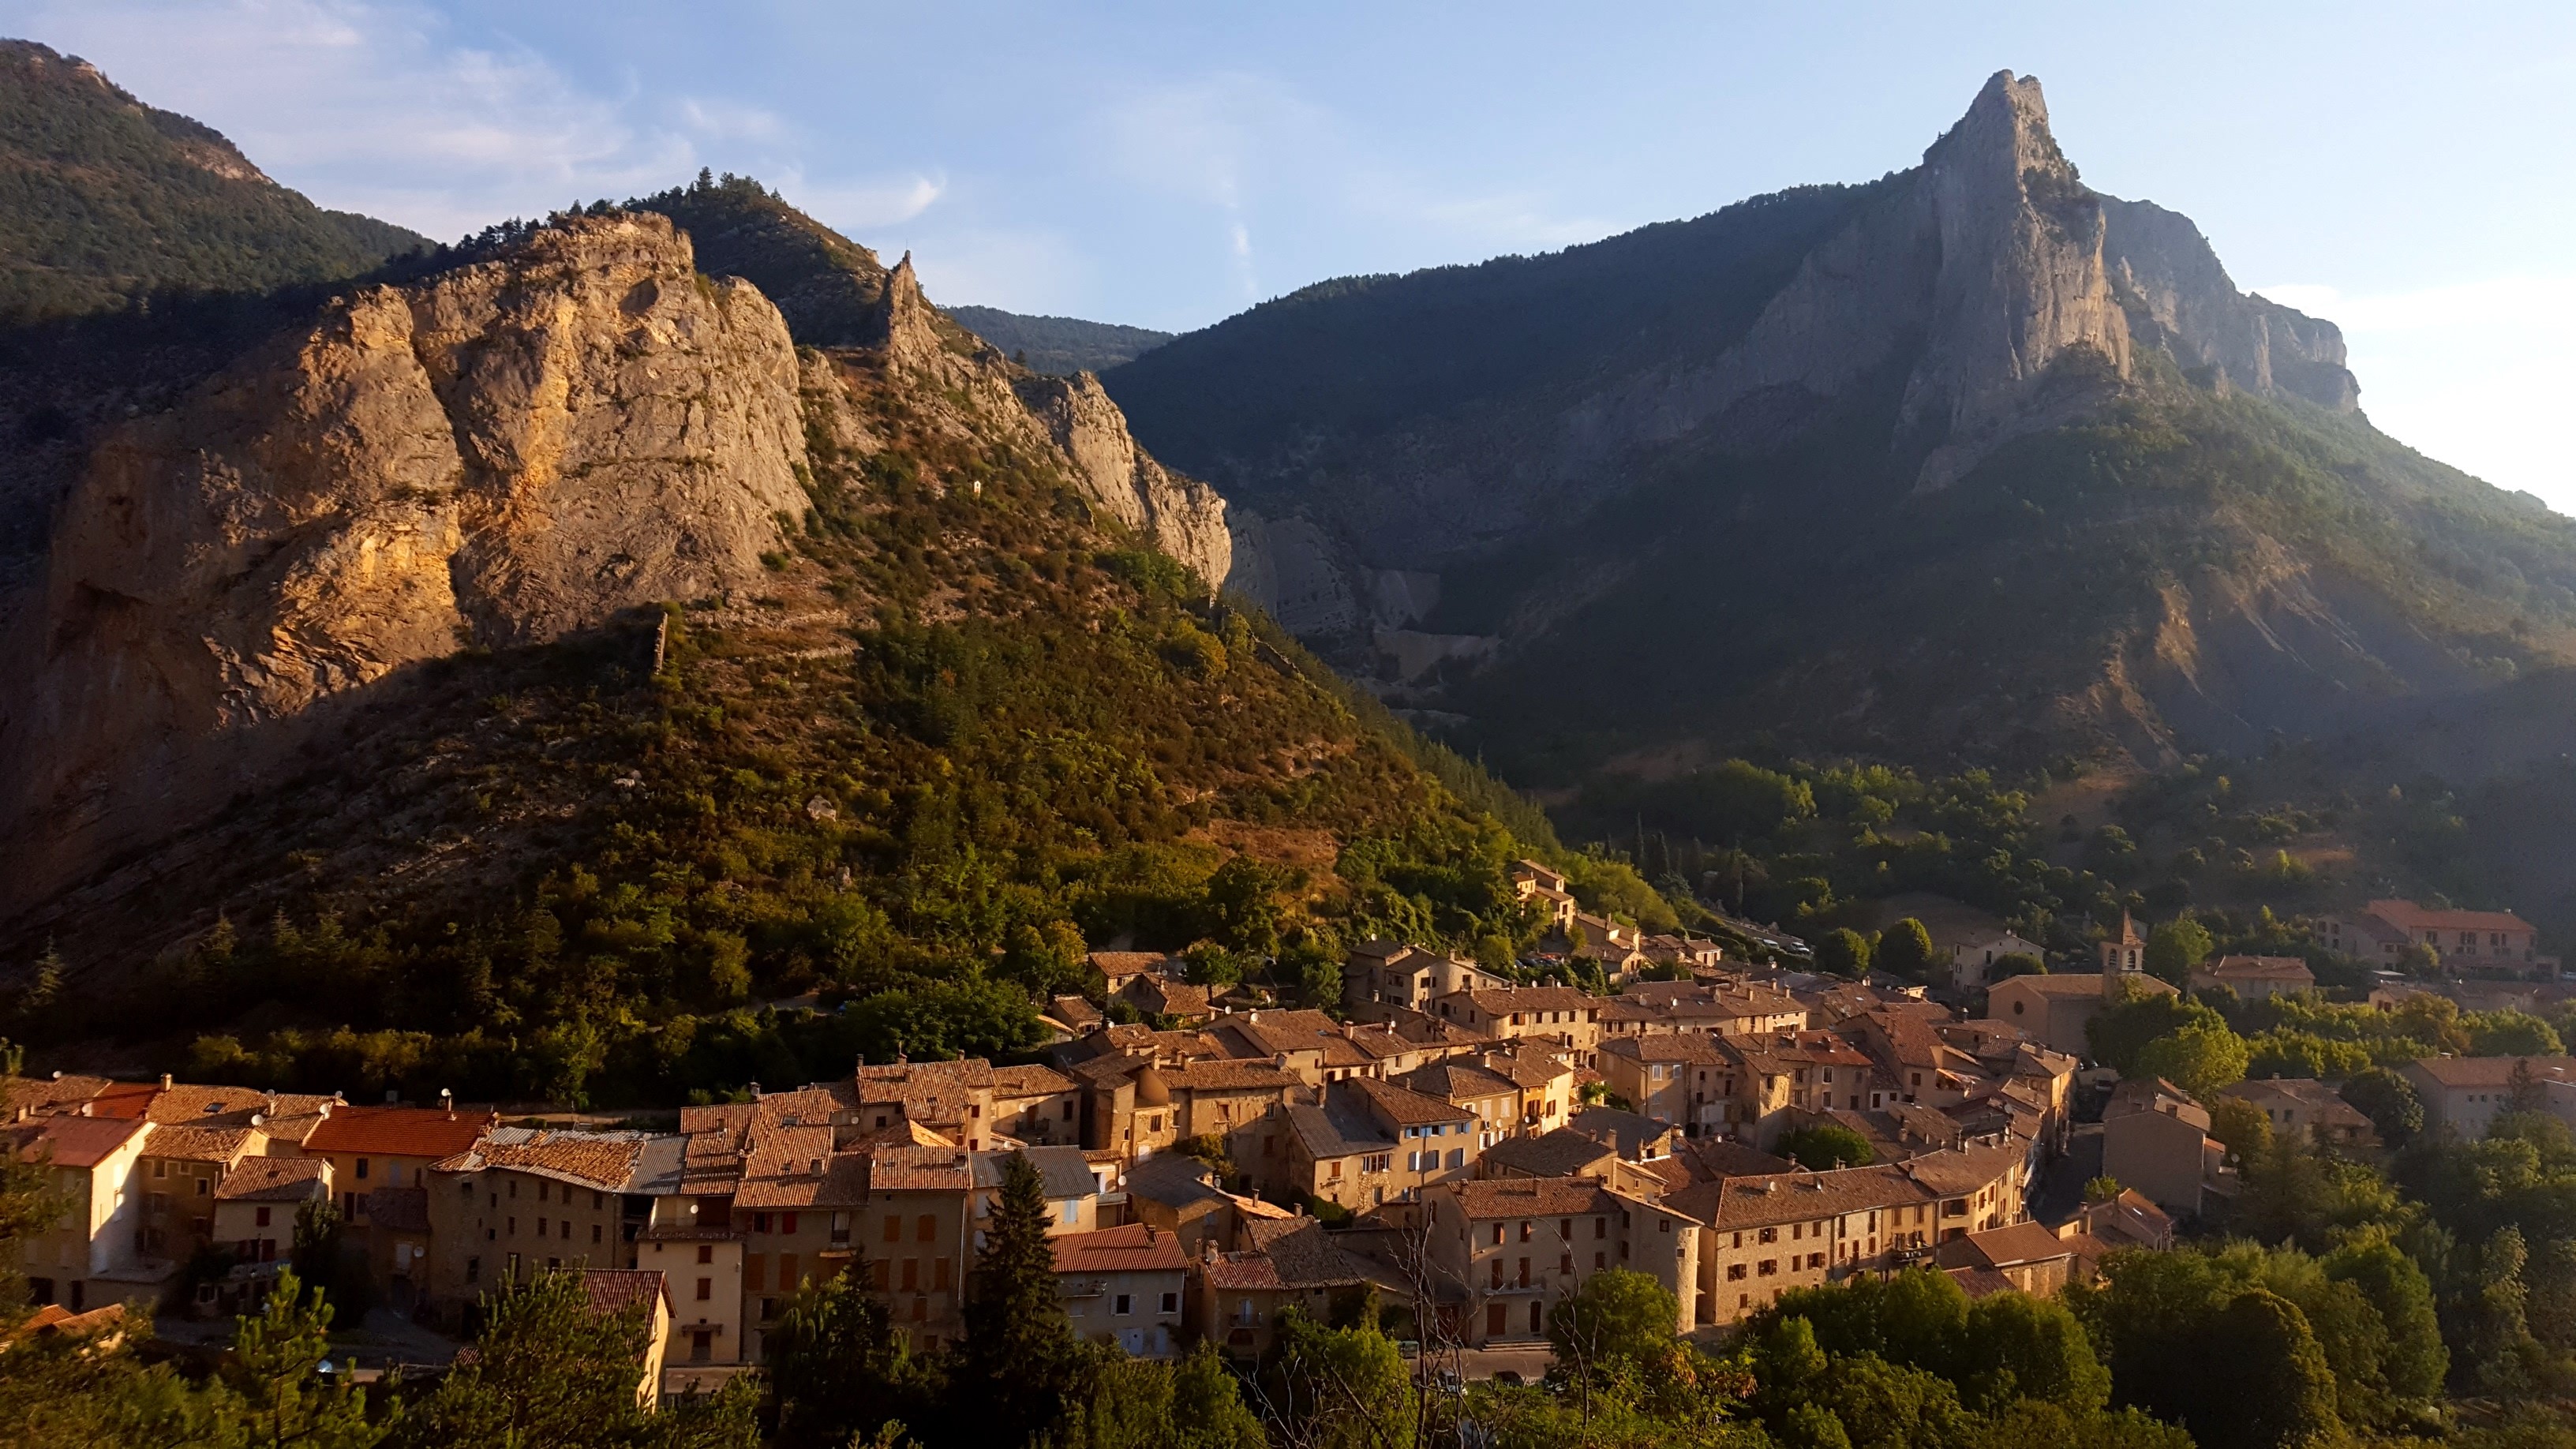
[
  {"left": 2102, "top": 197, "right": 2359, "bottom": 410},
  {"left": 1013, "top": 369, "right": 1231, "bottom": 590},
  {"left": 2, "top": 213, "right": 808, "bottom": 904}
]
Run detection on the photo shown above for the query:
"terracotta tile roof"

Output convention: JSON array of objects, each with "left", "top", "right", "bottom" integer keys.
[
  {"left": 1124, "top": 978, "right": 1214, "bottom": 1017},
  {"left": 1897, "top": 1141, "right": 2024, "bottom": 1198},
  {"left": 438, "top": 1129, "right": 651, "bottom": 1190},
  {"left": 215, "top": 1155, "right": 331, "bottom": 1201},
  {"left": 1156, "top": 1061, "right": 1301, "bottom": 1094},
  {"left": 2364, "top": 900, "right": 2537, "bottom": 936},
  {"left": 1601, "top": 1034, "right": 1729, "bottom": 1065},
  {"left": 76, "top": 1080, "right": 163, "bottom": 1119},
  {"left": 1566, "top": 1107, "right": 1672, "bottom": 1160},
  {"left": 1237, "top": 1216, "right": 1379, "bottom": 1288},
  {"left": 2409, "top": 1054, "right": 2576, "bottom": 1088},
  {"left": 7, "top": 1114, "right": 144, "bottom": 1168},
  {"left": 1215, "top": 1009, "right": 1343, "bottom": 1056},
  {"left": 1937, "top": 1220, "right": 2069, "bottom": 1270},
  {"left": 303, "top": 1106, "right": 495, "bottom": 1159},
  {"left": 140, "top": 1124, "right": 260, "bottom": 1163},
  {"left": 1049, "top": 996, "right": 1106, "bottom": 1029},
  {"left": 1484, "top": 1046, "right": 1574, "bottom": 1089},
  {"left": 1446, "top": 1176, "right": 1624, "bottom": 1219},
  {"left": 144, "top": 1086, "right": 340, "bottom": 1126},
  {"left": 991, "top": 1065, "right": 1076, "bottom": 1099},
  {"left": 1446, "top": 987, "right": 1603, "bottom": 1017},
  {"left": 1202, "top": 1252, "right": 1289, "bottom": 1290},
  {"left": 1680, "top": 1138, "right": 1798, "bottom": 1181},
  {"left": 1050, "top": 1222, "right": 1187, "bottom": 1275},
  {"left": 1480, "top": 1129, "right": 1615, "bottom": 1178},
  {"left": 2200, "top": 954, "right": 2316, "bottom": 983},
  {"left": 1689, "top": 1164, "right": 1931, "bottom": 1230},
  {"left": 2, "top": 1074, "right": 114, "bottom": 1118},
  {"left": 1342, "top": 1076, "right": 1469, "bottom": 1127},
  {"left": 1945, "top": 1265, "right": 2016, "bottom": 1298},
  {"left": 582, "top": 1269, "right": 670, "bottom": 1318},
  {"left": 867, "top": 1144, "right": 973, "bottom": 1192},
  {"left": 1088, "top": 952, "right": 1173, "bottom": 979}
]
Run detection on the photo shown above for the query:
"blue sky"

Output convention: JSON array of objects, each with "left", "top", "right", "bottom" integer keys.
[{"left": 6, "top": 1, "right": 2573, "bottom": 507}]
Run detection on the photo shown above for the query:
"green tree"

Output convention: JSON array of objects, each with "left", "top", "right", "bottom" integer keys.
[
  {"left": 960, "top": 1151, "right": 1087, "bottom": 1446},
  {"left": 1257, "top": 1309, "right": 1416, "bottom": 1449},
  {"left": 1815, "top": 928, "right": 1874, "bottom": 979},
  {"left": 217, "top": 1267, "right": 387, "bottom": 1449},
  {"left": 762, "top": 1265, "right": 935, "bottom": 1449},
  {"left": 2087, "top": 990, "right": 2218, "bottom": 1075},
  {"left": 2132, "top": 1022, "right": 2250, "bottom": 1098},
  {"left": 392, "top": 1270, "right": 729, "bottom": 1449},
  {"left": 1874, "top": 919, "right": 1940, "bottom": 983},
  {"left": 1547, "top": 1267, "right": 1680, "bottom": 1385},
  {"left": 2207, "top": 1095, "right": 2274, "bottom": 1164},
  {"left": 1990, "top": 952, "right": 2046, "bottom": 981},
  {"left": 2469, "top": 1010, "right": 2566, "bottom": 1058},
  {"left": 2142, "top": 917, "right": 2214, "bottom": 987},
  {"left": 2321, "top": 1235, "right": 2449, "bottom": 1406},
  {"left": 1777, "top": 1124, "right": 1876, "bottom": 1171},
  {"left": 2204, "top": 1288, "right": 2343, "bottom": 1449},
  {"left": 1956, "top": 1291, "right": 2110, "bottom": 1416},
  {"left": 2339, "top": 1069, "right": 2423, "bottom": 1147}
]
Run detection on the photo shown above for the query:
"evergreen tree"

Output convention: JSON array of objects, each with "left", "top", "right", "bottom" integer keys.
[
  {"left": 1874, "top": 918, "right": 1940, "bottom": 983},
  {"left": 218, "top": 1267, "right": 387, "bottom": 1448},
  {"left": 960, "top": 1151, "right": 1087, "bottom": 1445}
]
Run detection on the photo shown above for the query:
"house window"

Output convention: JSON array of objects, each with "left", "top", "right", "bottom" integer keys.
[
  {"left": 1758, "top": 1260, "right": 1777, "bottom": 1276},
  {"left": 697, "top": 1278, "right": 713, "bottom": 1301},
  {"left": 466, "top": 1256, "right": 481, "bottom": 1284},
  {"left": 356, "top": 1159, "right": 369, "bottom": 1180},
  {"left": 1160, "top": 1291, "right": 1179, "bottom": 1314},
  {"left": 1728, "top": 1264, "right": 1747, "bottom": 1281},
  {"left": 256, "top": 1207, "right": 271, "bottom": 1228},
  {"left": 918, "top": 1214, "right": 937, "bottom": 1242},
  {"left": 1114, "top": 1294, "right": 1133, "bottom": 1315},
  {"left": 698, "top": 1244, "right": 714, "bottom": 1265}
]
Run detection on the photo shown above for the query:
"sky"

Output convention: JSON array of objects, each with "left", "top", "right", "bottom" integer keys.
[{"left": 5, "top": 2, "right": 2573, "bottom": 508}]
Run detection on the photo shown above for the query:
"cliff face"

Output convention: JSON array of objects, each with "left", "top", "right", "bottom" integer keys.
[
  {"left": 2, "top": 213, "right": 809, "bottom": 905},
  {"left": 2102, "top": 197, "right": 2359, "bottom": 410}
]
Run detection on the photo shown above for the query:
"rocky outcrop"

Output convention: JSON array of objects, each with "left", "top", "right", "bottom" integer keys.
[
  {"left": 1013, "top": 369, "right": 1231, "bottom": 590},
  {"left": 2102, "top": 197, "right": 2360, "bottom": 411},
  {"left": 1, "top": 212, "right": 808, "bottom": 907}
]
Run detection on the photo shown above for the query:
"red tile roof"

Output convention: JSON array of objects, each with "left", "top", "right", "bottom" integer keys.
[
  {"left": 2365, "top": 900, "right": 2537, "bottom": 936},
  {"left": 303, "top": 1106, "right": 495, "bottom": 1159},
  {"left": 215, "top": 1156, "right": 331, "bottom": 1201},
  {"left": 8, "top": 1114, "right": 145, "bottom": 1168},
  {"left": 1050, "top": 1222, "right": 1187, "bottom": 1275},
  {"left": 582, "top": 1269, "right": 671, "bottom": 1318}
]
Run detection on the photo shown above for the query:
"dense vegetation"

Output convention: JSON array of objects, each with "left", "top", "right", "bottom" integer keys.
[
  {"left": 0, "top": 40, "right": 424, "bottom": 324},
  {"left": 1103, "top": 182, "right": 1884, "bottom": 491},
  {"left": 945, "top": 306, "right": 1172, "bottom": 376},
  {"left": 1, "top": 265, "right": 1573, "bottom": 1106}
]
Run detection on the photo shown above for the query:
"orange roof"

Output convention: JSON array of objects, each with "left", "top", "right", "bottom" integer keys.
[
  {"left": 215, "top": 1156, "right": 331, "bottom": 1201},
  {"left": 140, "top": 1125, "right": 260, "bottom": 1163},
  {"left": 2365, "top": 900, "right": 2537, "bottom": 935},
  {"left": 8, "top": 1115, "right": 144, "bottom": 1169},
  {"left": 303, "top": 1106, "right": 495, "bottom": 1159},
  {"left": 1050, "top": 1222, "right": 1186, "bottom": 1275},
  {"left": 582, "top": 1269, "right": 671, "bottom": 1318}
]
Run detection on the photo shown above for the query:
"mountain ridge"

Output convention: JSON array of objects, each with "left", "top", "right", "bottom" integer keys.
[{"left": 1099, "top": 70, "right": 2576, "bottom": 801}]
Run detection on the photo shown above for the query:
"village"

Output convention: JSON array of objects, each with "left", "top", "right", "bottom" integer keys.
[{"left": 7, "top": 865, "right": 2566, "bottom": 1398}]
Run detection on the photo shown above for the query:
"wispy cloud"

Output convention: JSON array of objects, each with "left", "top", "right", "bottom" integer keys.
[{"left": 773, "top": 170, "right": 949, "bottom": 234}]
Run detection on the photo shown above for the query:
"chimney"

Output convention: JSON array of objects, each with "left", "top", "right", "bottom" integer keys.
[
  {"left": 385, "top": 1088, "right": 401, "bottom": 1105},
  {"left": 160, "top": 1073, "right": 173, "bottom": 1091},
  {"left": 1144, "top": 1222, "right": 1158, "bottom": 1243},
  {"left": 440, "top": 1088, "right": 455, "bottom": 1118}
]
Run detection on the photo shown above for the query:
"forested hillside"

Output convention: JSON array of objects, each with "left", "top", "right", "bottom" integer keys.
[{"left": 0, "top": 39, "right": 424, "bottom": 322}]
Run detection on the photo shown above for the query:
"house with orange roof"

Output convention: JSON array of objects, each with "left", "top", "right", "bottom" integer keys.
[
  {"left": 1052, "top": 1222, "right": 1189, "bottom": 1357},
  {"left": 135, "top": 1123, "right": 266, "bottom": 1263},
  {"left": 1421, "top": 1176, "right": 1700, "bottom": 1346},
  {"left": 7, "top": 1113, "right": 159, "bottom": 1313},
  {"left": 212, "top": 1156, "right": 331, "bottom": 1269},
  {"left": 300, "top": 1103, "right": 496, "bottom": 1238},
  {"left": 2327, "top": 900, "right": 2557, "bottom": 975},
  {"left": 581, "top": 1269, "right": 675, "bottom": 1409}
]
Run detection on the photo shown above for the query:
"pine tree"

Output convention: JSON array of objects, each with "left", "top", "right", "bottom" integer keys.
[
  {"left": 960, "top": 1151, "right": 1087, "bottom": 1445},
  {"left": 219, "top": 1267, "right": 387, "bottom": 1447},
  {"left": 763, "top": 1261, "right": 932, "bottom": 1449}
]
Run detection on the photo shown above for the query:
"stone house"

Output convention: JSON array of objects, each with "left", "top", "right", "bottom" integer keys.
[
  {"left": 1345, "top": 942, "right": 1507, "bottom": 1019},
  {"left": 1420, "top": 1177, "right": 1699, "bottom": 1346},
  {"left": 8, "top": 1114, "right": 154, "bottom": 1313},
  {"left": 2222, "top": 1077, "right": 2376, "bottom": 1150},
  {"left": 2401, "top": 1054, "right": 2576, "bottom": 1140},
  {"left": 1984, "top": 972, "right": 2177, "bottom": 1058},
  {"left": 299, "top": 1103, "right": 495, "bottom": 1247},
  {"left": 2099, "top": 1080, "right": 2231, "bottom": 1218},
  {"left": 1932, "top": 1220, "right": 2077, "bottom": 1297},
  {"left": 1428, "top": 987, "right": 1607, "bottom": 1068},
  {"left": 1255, "top": 1077, "right": 1476, "bottom": 1213},
  {"left": 212, "top": 1156, "right": 331, "bottom": 1265},
  {"left": 1197, "top": 1215, "right": 1411, "bottom": 1360},
  {"left": 1390, "top": 1058, "right": 1524, "bottom": 1150},
  {"left": 988, "top": 1065, "right": 1081, "bottom": 1147},
  {"left": 2189, "top": 955, "right": 2317, "bottom": 1000},
  {"left": 1053, "top": 1222, "right": 1189, "bottom": 1358},
  {"left": 1510, "top": 860, "right": 1578, "bottom": 930},
  {"left": 422, "top": 1128, "right": 672, "bottom": 1324},
  {"left": 580, "top": 1269, "right": 674, "bottom": 1410},
  {"left": 2326, "top": 900, "right": 2555, "bottom": 975},
  {"left": 135, "top": 1124, "right": 265, "bottom": 1263}
]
